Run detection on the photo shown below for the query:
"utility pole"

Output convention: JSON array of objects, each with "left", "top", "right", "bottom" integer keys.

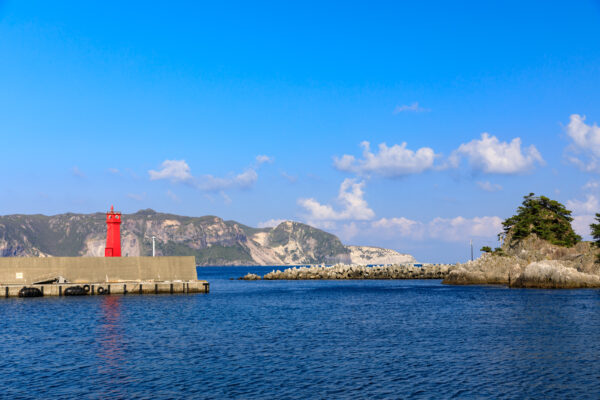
[
  {"left": 470, "top": 239, "right": 473, "bottom": 261},
  {"left": 152, "top": 236, "right": 156, "bottom": 257}
]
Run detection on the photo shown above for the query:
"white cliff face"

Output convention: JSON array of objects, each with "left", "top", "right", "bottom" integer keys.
[
  {"left": 83, "top": 231, "right": 140, "bottom": 257},
  {"left": 347, "top": 246, "right": 416, "bottom": 265},
  {"left": 244, "top": 238, "right": 283, "bottom": 265},
  {"left": 83, "top": 235, "right": 105, "bottom": 257}
]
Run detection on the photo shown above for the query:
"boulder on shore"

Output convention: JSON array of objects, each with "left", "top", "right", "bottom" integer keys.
[{"left": 512, "top": 261, "right": 600, "bottom": 288}]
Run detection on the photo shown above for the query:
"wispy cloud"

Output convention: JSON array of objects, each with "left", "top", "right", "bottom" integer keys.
[
  {"left": 149, "top": 158, "right": 267, "bottom": 194},
  {"left": 281, "top": 171, "right": 298, "bottom": 183},
  {"left": 71, "top": 166, "right": 86, "bottom": 178},
  {"left": 166, "top": 190, "right": 180, "bottom": 202},
  {"left": 583, "top": 180, "right": 600, "bottom": 191},
  {"left": 372, "top": 215, "right": 503, "bottom": 242},
  {"left": 477, "top": 181, "right": 502, "bottom": 192},
  {"left": 127, "top": 192, "right": 146, "bottom": 201},
  {"left": 393, "top": 102, "right": 430, "bottom": 114},
  {"left": 256, "top": 155, "right": 273, "bottom": 164},
  {"left": 197, "top": 169, "right": 258, "bottom": 191}
]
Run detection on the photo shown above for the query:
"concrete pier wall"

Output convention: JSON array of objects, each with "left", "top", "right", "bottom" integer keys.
[
  {"left": 1, "top": 280, "right": 209, "bottom": 297},
  {"left": 0, "top": 256, "right": 197, "bottom": 284}
]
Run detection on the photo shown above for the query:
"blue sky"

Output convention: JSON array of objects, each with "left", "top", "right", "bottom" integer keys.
[{"left": 1, "top": 1, "right": 599, "bottom": 262}]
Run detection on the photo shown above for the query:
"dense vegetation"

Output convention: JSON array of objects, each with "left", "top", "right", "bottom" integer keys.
[{"left": 502, "top": 193, "right": 581, "bottom": 247}]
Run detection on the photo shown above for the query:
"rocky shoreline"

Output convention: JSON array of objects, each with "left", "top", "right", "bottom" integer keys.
[
  {"left": 240, "top": 263, "right": 455, "bottom": 280},
  {"left": 239, "top": 235, "right": 600, "bottom": 289},
  {"left": 443, "top": 235, "right": 600, "bottom": 289}
]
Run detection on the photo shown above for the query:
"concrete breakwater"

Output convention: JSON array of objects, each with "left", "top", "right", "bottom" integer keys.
[
  {"left": 0, "top": 256, "right": 210, "bottom": 297},
  {"left": 0, "top": 256, "right": 197, "bottom": 284},
  {"left": 2, "top": 280, "right": 209, "bottom": 298},
  {"left": 241, "top": 263, "right": 455, "bottom": 280}
]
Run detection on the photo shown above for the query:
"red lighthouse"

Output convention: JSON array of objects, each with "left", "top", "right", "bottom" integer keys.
[{"left": 105, "top": 205, "right": 122, "bottom": 257}]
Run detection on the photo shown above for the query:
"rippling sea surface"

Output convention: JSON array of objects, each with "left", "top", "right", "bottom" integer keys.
[{"left": 1, "top": 266, "right": 600, "bottom": 399}]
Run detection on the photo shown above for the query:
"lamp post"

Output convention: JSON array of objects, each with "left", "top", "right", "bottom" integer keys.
[
  {"left": 470, "top": 239, "right": 473, "bottom": 261},
  {"left": 152, "top": 236, "right": 156, "bottom": 257}
]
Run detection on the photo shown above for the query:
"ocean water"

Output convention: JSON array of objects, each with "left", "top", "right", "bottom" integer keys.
[{"left": 1, "top": 266, "right": 600, "bottom": 399}]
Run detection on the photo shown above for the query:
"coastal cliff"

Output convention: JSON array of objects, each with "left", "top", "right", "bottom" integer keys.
[{"left": 0, "top": 210, "right": 413, "bottom": 266}]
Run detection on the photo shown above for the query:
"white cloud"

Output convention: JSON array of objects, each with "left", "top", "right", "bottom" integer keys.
[
  {"left": 565, "top": 193, "right": 600, "bottom": 239},
  {"left": 256, "top": 155, "right": 273, "bottom": 164},
  {"left": 372, "top": 217, "right": 424, "bottom": 238},
  {"left": 371, "top": 215, "right": 502, "bottom": 242},
  {"left": 428, "top": 216, "right": 503, "bottom": 240},
  {"left": 149, "top": 160, "right": 193, "bottom": 182},
  {"left": 334, "top": 141, "right": 436, "bottom": 177},
  {"left": 393, "top": 102, "right": 430, "bottom": 114},
  {"left": 298, "top": 179, "right": 375, "bottom": 221},
  {"left": 257, "top": 219, "right": 287, "bottom": 228},
  {"left": 450, "top": 133, "right": 544, "bottom": 174},
  {"left": 572, "top": 215, "right": 594, "bottom": 239},
  {"left": 565, "top": 114, "right": 600, "bottom": 172},
  {"left": 567, "top": 194, "right": 599, "bottom": 215},
  {"left": 477, "top": 181, "right": 503, "bottom": 192},
  {"left": 108, "top": 168, "right": 120, "bottom": 174}
]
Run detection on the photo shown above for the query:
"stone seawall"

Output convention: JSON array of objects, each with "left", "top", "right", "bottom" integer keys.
[{"left": 241, "top": 263, "right": 455, "bottom": 280}]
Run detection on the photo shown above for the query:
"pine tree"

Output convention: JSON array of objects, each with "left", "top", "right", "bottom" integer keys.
[
  {"left": 502, "top": 193, "right": 581, "bottom": 247},
  {"left": 590, "top": 213, "right": 600, "bottom": 247}
]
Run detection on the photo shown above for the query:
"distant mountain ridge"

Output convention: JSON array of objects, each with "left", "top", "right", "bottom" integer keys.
[{"left": 0, "top": 209, "right": 415, "bottom": 265}]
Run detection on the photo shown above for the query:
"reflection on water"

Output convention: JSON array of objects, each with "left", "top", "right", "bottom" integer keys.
[{"left": 97, "top": 296, "right": 127, "bottom": 398}]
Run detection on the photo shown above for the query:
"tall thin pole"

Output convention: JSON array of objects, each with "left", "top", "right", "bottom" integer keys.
[
  {"left": 152, "top": 236, "right": 156, "bottom": 257},
  {"left": 470, "top": 239, "right": 473, "bottom": 261}
]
